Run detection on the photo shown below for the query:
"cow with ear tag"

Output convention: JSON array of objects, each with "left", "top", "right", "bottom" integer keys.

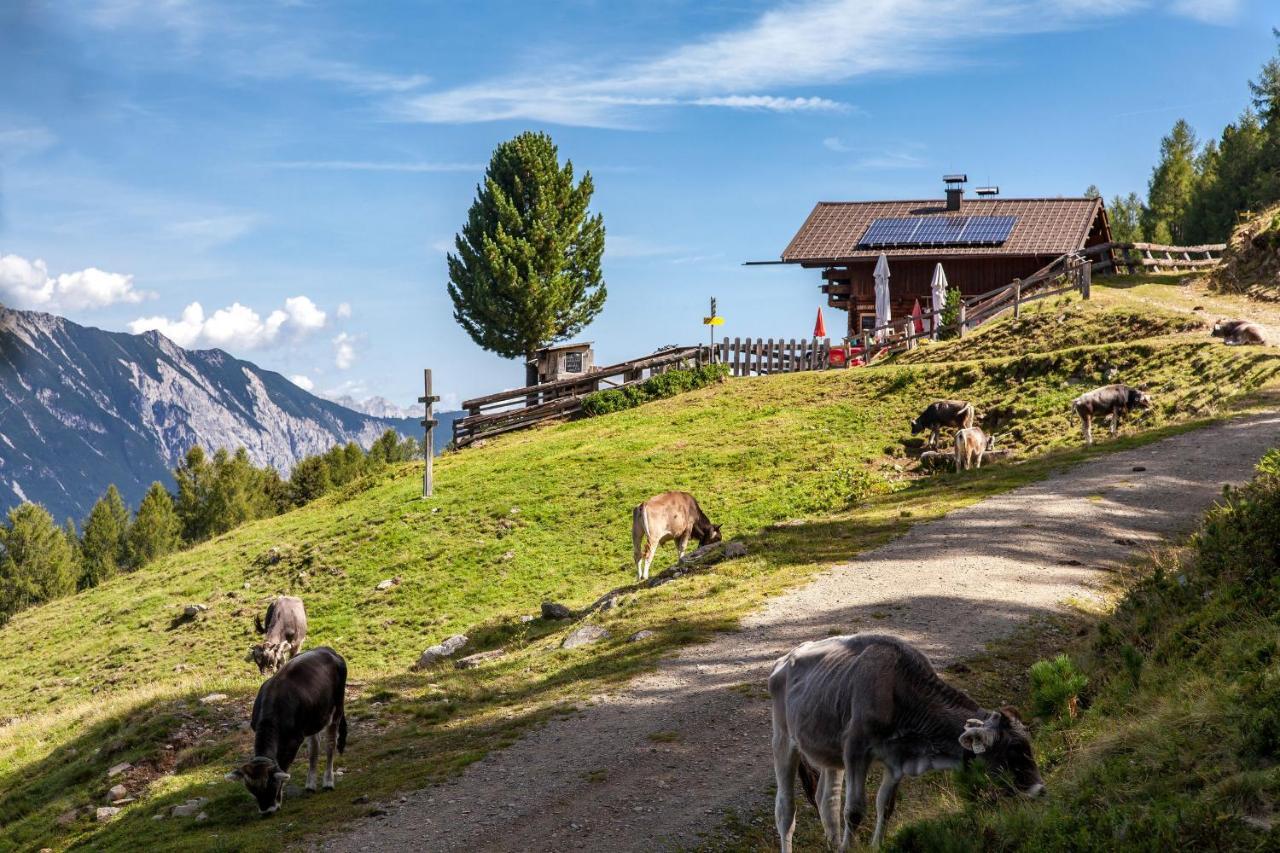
[
  {"left": 959, "top": 707, "right": 1045, "bottom": 797},
  {"left": 227, "top": 647, "right": 348, "bottom": 816}
]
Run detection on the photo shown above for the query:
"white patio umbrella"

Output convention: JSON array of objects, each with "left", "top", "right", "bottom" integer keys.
[
  {"left": 873, "top": 252, "right": 892, "bottom": 342},
  {"left": 930, "top": 262, "right": 949, "bottom": 340}
]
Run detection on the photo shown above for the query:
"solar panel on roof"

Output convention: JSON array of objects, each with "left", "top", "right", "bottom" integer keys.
[{"left": 857, "top": 214, "right": 1017, "bottom": 248}]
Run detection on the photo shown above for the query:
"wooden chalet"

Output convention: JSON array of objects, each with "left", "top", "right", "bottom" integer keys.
[{"left": 776, "top": 177, "right": 1112, "bottom": 338}]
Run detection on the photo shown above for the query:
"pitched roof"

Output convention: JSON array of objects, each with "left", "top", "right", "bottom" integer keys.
[{"left": 781, "top": 197, "right": 1103, "bottom": 263}]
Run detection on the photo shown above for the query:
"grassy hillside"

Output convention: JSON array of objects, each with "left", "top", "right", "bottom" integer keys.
[
  {"left": 885, "top": 450, "right": 1280, "bottom": 852},
  {"left": 2, "top": 285, "right": 1279, "bottom": 851}
]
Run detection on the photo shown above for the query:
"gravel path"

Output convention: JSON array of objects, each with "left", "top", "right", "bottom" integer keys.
[{"left": 321, "top": 411, "right": 1280, "bottom": 853}]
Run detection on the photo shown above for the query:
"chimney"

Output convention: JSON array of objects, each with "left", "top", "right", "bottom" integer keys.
[{"left": 943, "top": 174, "right": 967, "bottom": 212}]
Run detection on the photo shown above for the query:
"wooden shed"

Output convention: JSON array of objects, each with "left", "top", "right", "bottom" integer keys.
[
  {"left": 530, "top": 341, "right": 595, "bottom": 385},
  {"left": 776, "top": 180, "right": 1112, "bottom": 338}
]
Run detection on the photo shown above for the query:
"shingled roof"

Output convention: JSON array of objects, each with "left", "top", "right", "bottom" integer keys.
[{"left": 781, "top": 197, "right": 1104, "bottom": 263}]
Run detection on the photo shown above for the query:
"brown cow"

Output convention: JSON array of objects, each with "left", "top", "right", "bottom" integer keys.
[
  {"left": 953, "top": 427, "right": 994, "bottom": 472},
  {"left": 631, "top": 491, "right": 721, "bottom": 581},
  {"left": 249, "top": 596, "right": 307, "bottom": 675},
  {"left": 1212, "top": 319, "right": 1267, "bottom": 346},
  {"left": 1072, "top": 384, "right": 1152, "bottom": 446},
  {"left": 910, "top": 400, "right": 975, "bottom": 449}
]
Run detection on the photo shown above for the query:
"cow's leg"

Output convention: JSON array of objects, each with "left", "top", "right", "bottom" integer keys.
[
  {"left": 642, "top": 539, "right": 660, "bottom": 581},
  {"left": 870, "top": 768, "right": 903, "bottom": 848},
  {"left": 323, "top": 718, "right": 337, "bottom": 790},
  {"left": 817, "top": 767, "right": 844, "bottom": 845},
  {"left": 1110, "top": 411, "right": 1121, "bottom": 437},
  {"left": 305, "top": 734, "right": 319, "bottom": 792},
  {"left": 772, "top": 730, "right": 800, "bottom": 853},
  {"left": 930, "top": 426, "right": 940, "bottom": 450},
  {"left": 974, "top": 450, "right": 983, "bottom": 470},
  {"left": 675, "top": 533, "right": 690, "bottom": 562},
  {"left": 1081, "top": 413, "right": 1093, "bottom": 446},
  {"left": 840, "top": 746, "right": 871, "bottom": 853}
]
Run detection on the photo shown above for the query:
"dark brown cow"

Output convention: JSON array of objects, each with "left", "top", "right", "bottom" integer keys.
[
  {"left": 910, "top": 400, "right": 975, "bottom": 449},
  {"left": 631, "top": 491, "right": 721, "bottom": 581},
  {"left": 249, "top": 596, "right": 307, "bottom": 675},
  {"left": 1072, "top": 383, "right": 1152, "bottom": 446},
  {"left": 226, "top": 647, "right": 347, "bottom": 816},
  {"left": 770, "top": 635, "right": 1043, "bottom": 851},
  {"left": 1212, "top": 319, "right": 1267, "bottom": 346}
]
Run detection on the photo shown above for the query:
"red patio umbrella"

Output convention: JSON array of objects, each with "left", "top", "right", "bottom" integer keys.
[
  {"left": 813, "top": 307, "right": 827, "bottom": 338},
  {"left": 911, "top": 299, "right": 925, "bottom": 334}
]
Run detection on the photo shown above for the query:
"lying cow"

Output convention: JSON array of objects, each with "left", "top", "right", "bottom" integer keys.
[
  {"left": 910, "top": 400, "right": 974, "bottom": 449},
  {"left": 1212, "top": 318, "right": 1267, "bottom": 346},
  {"left": 249, "top": 595, "right": 307, "bottom": 675},
  {"left": 1072, "top": 383, "right": 1152, "bottom": 446},
  {"left": 954, "top": 427, "right": 995, "bottom": 471},
  {"left": 631, "top": 491, "right": 721, "bottom": 581},
  {"left": 227, "top": 646, "right": 348, "bottom": 816},
  {"left": 770, "top": 634, "right": 1043, "bottom": 851}
]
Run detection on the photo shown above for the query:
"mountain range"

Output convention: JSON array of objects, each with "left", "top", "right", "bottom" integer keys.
[{"left": 0, "top": 308, "right": 459, "bottom": 523}]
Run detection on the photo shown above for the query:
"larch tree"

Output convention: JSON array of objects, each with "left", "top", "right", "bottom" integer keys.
[{"left": 447, "top": 131, "right": 606, "bottom": 386}]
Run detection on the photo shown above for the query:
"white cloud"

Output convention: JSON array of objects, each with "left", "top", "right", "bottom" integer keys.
[
  {"left": 0, "top": 254, "right": 152, "bottom": 311},
  {"left": 335, "top": 302, "right": 351, "bottom": 319},
  {"left": 332, "top": 332, "right": 356, "bottom": 369},
  {"left": 289, "top": 374, "right": 315, "bottom": 391},
  {"left": 1168, "top": 0, "right": 1239, "bottom": 23},
  {"left": 390, "top": 0, "right": 1200, "bottom": 128},
  {"left": 128, "top": 295, "right": 329, "bottom": 350}
]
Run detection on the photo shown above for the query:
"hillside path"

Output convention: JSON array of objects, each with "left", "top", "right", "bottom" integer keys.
[{"left": 320, "top": 411, "right": 1280, "bottom": 853}]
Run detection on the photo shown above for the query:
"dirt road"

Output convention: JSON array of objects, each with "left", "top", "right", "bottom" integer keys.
[{"left": 321, "top": 411, "right": 1280, "bottom": 852}]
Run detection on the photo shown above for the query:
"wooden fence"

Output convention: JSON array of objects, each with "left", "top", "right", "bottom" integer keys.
[
  {"left": 717, "top": 337, "right": 834, "bottom": 377},
  {"left": 452, "top": 345, "right": 709, "bottom": 447},
  {"left": 1083, "top": 241, "right": 1225, "bottom": 276}
]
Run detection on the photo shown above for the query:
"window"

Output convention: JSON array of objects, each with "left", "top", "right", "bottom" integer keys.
[{"left": 564, "top": 351, "right": 583, "bottom": 373}]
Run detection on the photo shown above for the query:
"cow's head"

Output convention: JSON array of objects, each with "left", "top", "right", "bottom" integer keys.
[
  {"left": 698, "top": 523, "right": 723, "bottom": 547},
  {"left": 249, "top": 642, "right": 286, "bottom": 675},
  {"left": 226, "top": 756, "right": 290, "bottom": 816},
  {"left": 1128, "top": 388, "right": 1152, "bottom": 410},
  {"left": 1211, "top": 320, "right": 1228, "bottom": 338},
  {"left": 909, "top": 415, "right": 925, "bottom": 435},
  {"left": 959, "top": 707, "right": 1044, "bottom": 798}
]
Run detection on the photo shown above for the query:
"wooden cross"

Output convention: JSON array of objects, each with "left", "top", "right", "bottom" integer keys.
[{"left": 418, "top": 368, "right": 440, "bottom": 498}]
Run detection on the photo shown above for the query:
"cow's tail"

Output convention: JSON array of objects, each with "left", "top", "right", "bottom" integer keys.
[
  {"left": 337, "top": 713, "right": 348, "bottom": 754},
  {"left": 254, "top": 612, "right": 266, "bottom": 634},
  {"left": 797, "top": 756, "right": 820, "bottom": 810}
]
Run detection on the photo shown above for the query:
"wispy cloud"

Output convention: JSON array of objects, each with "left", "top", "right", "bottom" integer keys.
[
  {"left": 271, "top": 160, "right": 481, "bottom": 173},
  {"left": 0, "top": 125, "right": 58, "bottom": 162},
  {"left": 854, "top": 150, "right": 929, "bottom": 170},
  {"left": 1168, "top": 0, "right": 1240, "bottom": 24},
  {"left": 165, "top": 213, "right": 261, "bottom": 249},
  {"left": 389, "top": 0, "right": 1221, "bottom": 128}
]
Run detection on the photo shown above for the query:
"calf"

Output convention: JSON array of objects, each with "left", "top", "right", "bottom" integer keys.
[
  {"left": 1212, "top": 318, "right": 1267, "bottom": 346},
  {"left": 910, "top": 400, "right": 974, "bottom": 449},
  {"left": 249, "top": 595, "right": 307, "bottom": 675},
  {"left": 954, "top": 427, "right": 994, "bottom": 471},
  {"left": 631, "top": 491, "right": 721, "bottom": 581},
  {"left": 1072, "top": 383, "right": 1152, "bottom": 446},
  {"left": 770, "top": 635, "right": 1043, "bottom": 851},
  {"left": 226, "top": 647, "right": 347, "bottom": 816}
]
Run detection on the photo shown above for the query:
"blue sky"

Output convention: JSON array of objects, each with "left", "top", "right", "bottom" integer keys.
[{"left": 0, "top": 0, "right": 1275, "bottom": 410}]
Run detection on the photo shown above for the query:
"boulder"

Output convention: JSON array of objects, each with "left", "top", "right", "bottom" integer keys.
[
  {"left": 375, "top": 577, "right": 400, "bottom": 591},
  {"left": 182, "top": 604, "right": 207, "bottom": 619},
  {"left": 199, "top": 693, "right": 228, "bottom": 705},
  {"left": 108, "top": 784, "right": 128, "bottom": 802},
  {"left": 562, "top": 624, "right": 609, "bottom": 649},
  {"left": 541, "top": 601, "right": 573, "bottom": 620},
  {"left": 171, "top": 798, "right": 208, "bottom": 818},
  {"left": 455, "top": 649, "right": 505, "bottom": 669},
  {"left": 107, "top": 761, "right": 132, "bottom": 778},
  {"left": 723, "top": 541, "right": 748, "bottom": 559},
  {"left": 95, "top": 807, "right": 121, "bottom": 822},
  {"left": 413, "top": 635, "right": 469, "bottom": 670},
  {"left": 629, "top": 630, "right": 656, "bottom": 643}
]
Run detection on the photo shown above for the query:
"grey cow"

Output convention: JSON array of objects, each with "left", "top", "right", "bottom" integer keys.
[
  {"left": 249, "top": 596, "right": 307, "bottom": 675},
  {"left": 1071, "top": 383, "right": 1152, "bottom": 446},
  {"left": 910, "top": 400, "right": 975, "bottom": 449},
  {"left": 769, "top": 634, "right": 1043, "bottom": 851},
  {"left": 1212, "top": 318, "right": 1267, "bottom": 346}
]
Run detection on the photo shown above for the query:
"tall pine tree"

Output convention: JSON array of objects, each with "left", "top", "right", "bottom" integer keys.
[
  {"left": 1143, "top": 119, "right": 1200, "bottom": 244},
  {"left": 447, "top": 131, "right": 607, "bottom": 385},
  {"left": 128, "top": 482, "right": 181, "bottom": 566},
  {"left": 0, "top": 503, "right": 77, "bottom": 622},
  {"left": 79, "top": 486, "right": 129, "bottom": 588}
]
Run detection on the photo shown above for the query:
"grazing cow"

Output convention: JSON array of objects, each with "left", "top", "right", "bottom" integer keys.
[
  {"left": 910, "top": 400, "right": 975, "bottom": 449},
  {"left": 1072, "top": 383, "right": 1152, "bottom": 446},
  {"left": 954, "top": 427, "right": 994, "bottom": 471},
  {"left": 631, "top": 491, "right": 721, "bottom": 581},
  {"left": 770, "top": 635, "right": 1043, "bottom": 851},
  {"left": 1212, "top": 318, "right": 1267, "bottom": 346},
  {"left": 249, "top": 596, "right": 307, "bottom": 675},
  {"left": 226, "top": 647, "right": 347, "bottom": 816}
]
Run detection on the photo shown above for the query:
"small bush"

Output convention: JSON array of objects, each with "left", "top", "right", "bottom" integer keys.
[
  {"left": 1028, "top": 654, "right": 1088, "bottom": 720},
  {"left": 581, "top": 363, "right": 728, "bottom": 417}
]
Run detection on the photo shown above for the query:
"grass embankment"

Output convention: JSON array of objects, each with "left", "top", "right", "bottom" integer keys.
[{"left": 1, "top": 284, "right": 1278, "bottom": 851}]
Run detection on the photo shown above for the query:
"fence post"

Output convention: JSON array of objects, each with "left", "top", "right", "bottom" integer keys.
[
  {"left": 1081, "top": 261, "right": 1091, "bottom": 300},
  {"left": 958, "top": 302, "right": 967, "bottom": 337},
  {"left": 1013, "top": 280, "right": 1022, "bottom": 318},
  {"left": 732, "top": 337, "right": 741, "bottom": 376},
  {"left": 418, "top": 369, "right": 440, "bottom": 498}
]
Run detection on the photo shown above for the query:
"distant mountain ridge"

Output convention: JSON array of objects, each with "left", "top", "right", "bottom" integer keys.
[{"left": 0, "top": 307, "right": 434, "bottom": 523}]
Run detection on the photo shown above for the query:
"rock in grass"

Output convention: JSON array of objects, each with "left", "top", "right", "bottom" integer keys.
[
  {"left": 413, "top": 635, "right": 469, "bottom": 670},
  {"left": 724, "top": 541, "right": 748, "bottom": 559},
  {"left": 455, "top": 649, "right": 505, "bottom": 669},
  {"left": 107, "top": 784, "right": 128, "bottom": 802},
  {"left": 107, "top": 761, "right": 132, "bottom": 778},
  {"left": 629, "top": 630, "right": 656, "bottom": 643},
  {"left": 95, "top": 807, "right": 121, "bottom": 822},
  {"left": 199, "top": 693, "right": 228, "bottom": 705},
  {"left": 563, "top": 625, "right": 609, "bottom": 649},
  {"left": 541, "top": 601, "right": 573, "bottom": 620},
  {"left": 376, "top": 577, "right": 400, "bottom": 591},
  {"left": 182, "top": 604, "right": 207, "bottom": 619},
  {"left": 171, "top": 798, "right": 208, "bottom": 818}
]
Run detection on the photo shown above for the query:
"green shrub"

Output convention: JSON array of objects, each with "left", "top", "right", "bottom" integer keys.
[
  {"left": 1028, "top": 654, "right": 1087, "bottom": 720},
  {"left": 581, "top": 363, "right": 729, "bottom": 417}
]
